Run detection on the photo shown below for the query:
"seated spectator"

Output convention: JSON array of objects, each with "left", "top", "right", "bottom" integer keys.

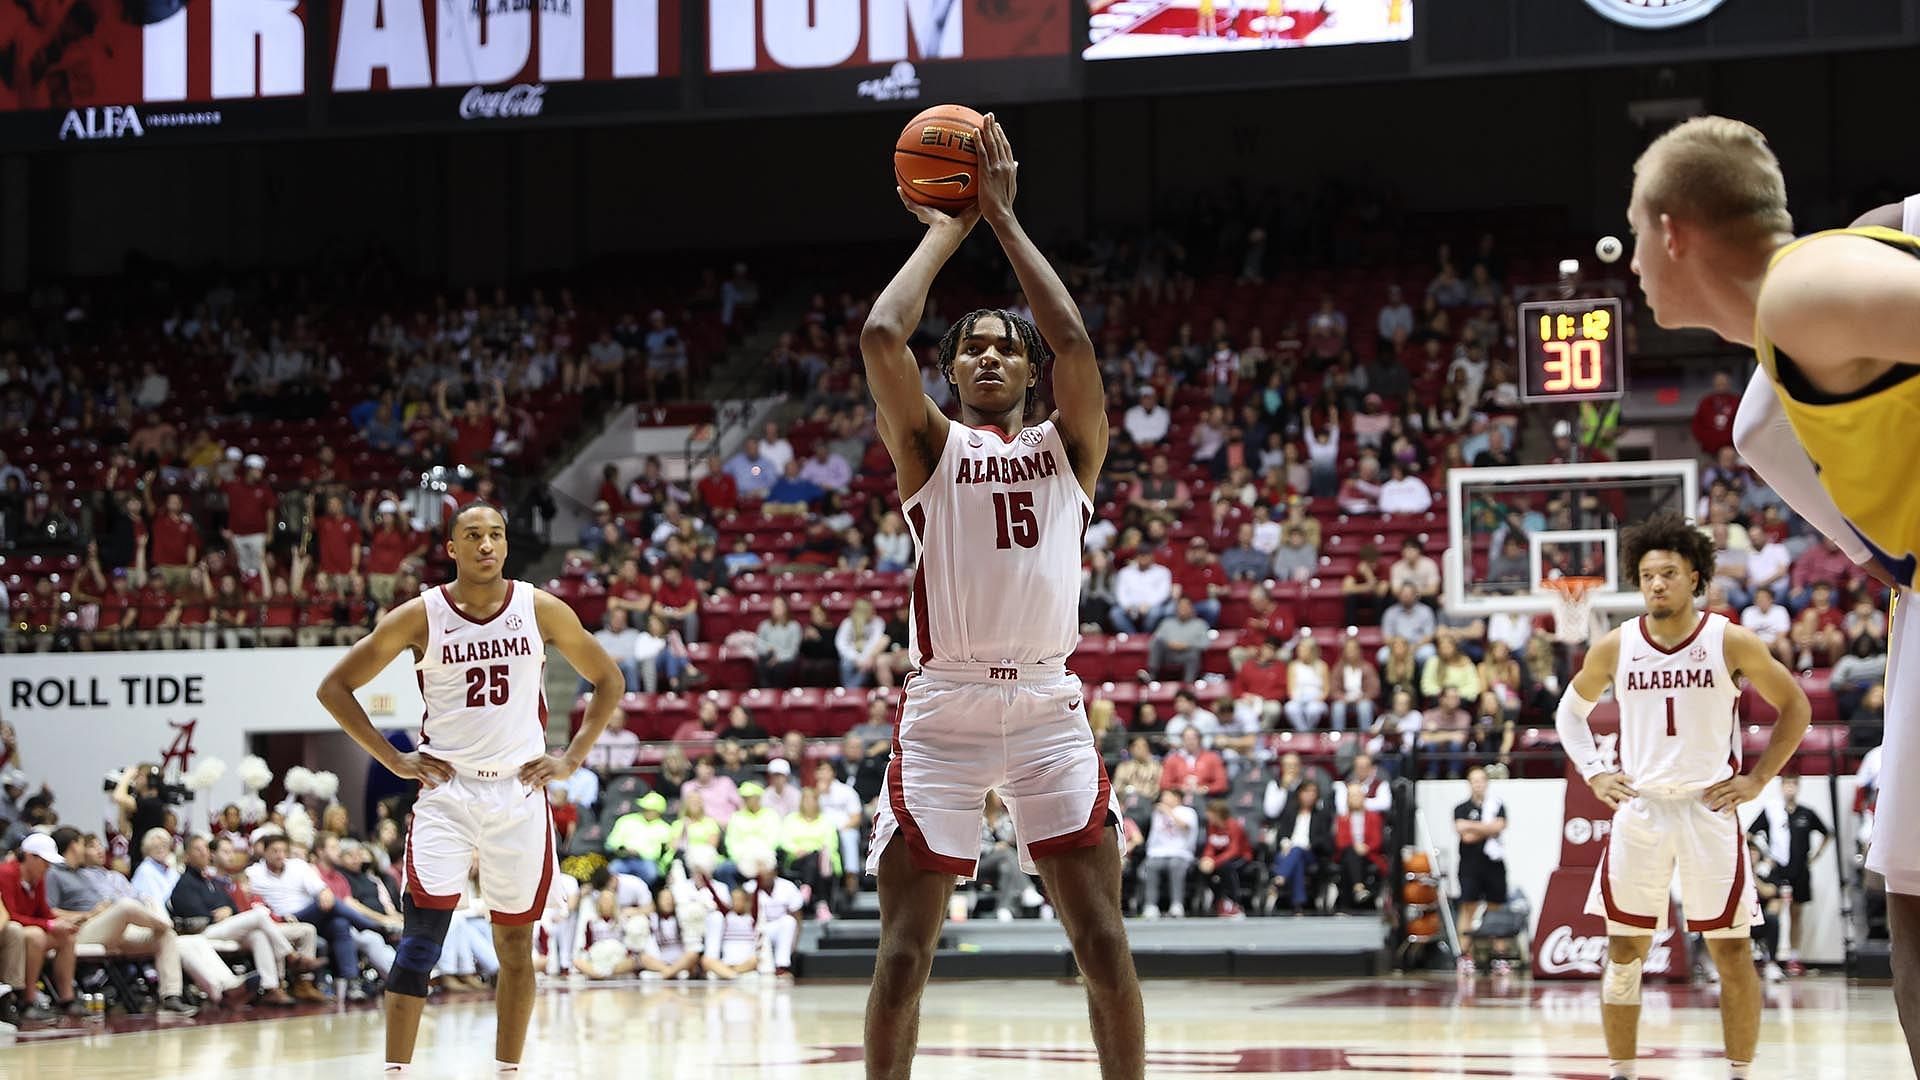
[
  {"left": 593, "top": 609, "right": 644, "bottom": 693},
  {"left": 606, "top": 793, "right": 674, "bottom": 889},
  {"left": 977, "top": 793, "right": 1037, "bottom": 922},
  {"left": 1131, "top": 454, "right": 1192, "bottom": 520},
  {"left": 1377, "top": 462, "right": 1432, "bottom": 515},
  {"left": 1171, "top": 536, "right": 1226, "bottom": 625},
  {"left": 1081, "top": 550, "right": 1118, "bottom": 631},
  {"left": 1341, "top": 543, "right": 1390, "bottom": 625},
  {"left": 587, "top": 712, "right": 642, "bottom": 772},
  {"left": 1160, "top": 727, "right": 1228, "bottom": 799},
  {"left": 1145, "top": 596, "right": 1212, "bottom": 684},
  {"left": 681, "top": 758, "right": 741, "bottom": 826},
  {"left": 836, "top": 598, "right": 889, "bottom": 689},
  {"left": 1231, "top": 637, "right": 1289, "bottom": 730},
  {"left": 1419, "top": 687, "right": 1473, "bottom": 778},
  {"left": 1379, "top": 585, "right": 1439, "bottom": 665},
  {"left": 247, "top": 832, "right": 385, "bottom": 1003},
  {"left": 1113, "top": 737, "right": 1164, "bottom": 805},
  {"left": 1112, "top": 547, "right": 1174, "bottom": 635},
  {"left": 1421, "top": 633, "right": 1484, "bottom": 703},
  {"left": 1138, "top": 790, "right": 1200, "bottom": 919},
  {"left": 1851, "top": 683, "right": 1886, "bottom": 751},
  {"left": 1485, "top": 535, "right": 1531, "bottom": 593},
  {"left": 1390, "top": 539, "right": 1442, "bottom": 602},
  {"left": 873, "top": 511, "right": 914, "bottom": 572},
  {"left": 764, "top": 460, "right": 825, "bottom": 515},
  {"left": 724, "top": 438, "right": 778, "bottom": 500},
  {"left": 1334, "top": 781, "right": 1387, "bottom": 911},
  {"left": 1789, "top": 582, "right": 1847, "bottom": 671},
  {"left": 1189, "top": 405, "right": 1230, "bottom": 475},
  {"left": 1847, "top": 593, "right": 1889, "bottom": 646},
  {"left": 1790, "top": 538, "right": 1864, "bottom": 610},
  {"left": 1163, "top": 689, "right": 1222, "bottom": 743},
  {"left": 1271, "top": 525, "right": 1318, "bottom": 583},
  {"left": 1197, "top": 800, "right": 1255, "bottom": 916},
  {"left": 1833, "top": 634, "right": 1889, "bottom": 715},
  {"left": 1337, "top": 456, "right": 1382, "bottom": 515},
  {"left": 754, "top": 595, "right": 804, "bottom": 687},
  {"left": 1221, "top": 523, "right": 1270, "bottom": 581},
  {"left": 1370, "top": 689, "right": 1423, "bottom": 768},
  {"left": 1124, "top": 385, "right": 1171, "bottom": 447},
  {"left": 1268, "top": 779, "right": 1333, "bottom": 913},
  {"left": 653, "top": 562, "right": 702, "bottom": 643},
  {"left": 777, "top": 789, "right": 842, "bottom": 918},
  {"left": 643, "top": 309, "right": 689, "bottom": 402},
  {"left": 1282, "top": 637, "right": 1331, "bottom": 732},
  {"left": 1330, "top": 638, "right": 1381, "bottom": 733},
  {"left": 1746, "top": 534, "right": 1792, "bottom": 602},
  {"left": 1742, "top": 586, "right": 1794, "bottom": 666}
]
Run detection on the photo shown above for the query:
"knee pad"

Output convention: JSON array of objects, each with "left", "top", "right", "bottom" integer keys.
[
  {"left": 389, "top": 901, "right": 454, "bottom": 998},
  {"left": 1602, "top": 956, "right": 1643, "bottom": 1006}
]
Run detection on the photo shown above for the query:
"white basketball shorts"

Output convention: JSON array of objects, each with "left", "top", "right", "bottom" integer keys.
[
  {"left": 866, "top": 663, "right": 1123, "bottom": 879},
  {"left": 1867, "top": 587, "right": 1920, "bottom": 894},
  {"left": 406, "top": 772, "right": 557, "bottom": 924},
  {"left": 1584, "top": 791, "right": 1759, "bottom": 939}
]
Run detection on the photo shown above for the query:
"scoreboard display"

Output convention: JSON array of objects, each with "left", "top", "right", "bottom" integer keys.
[{"left": 1517, "top": 297, "right": 1624, "bottom": 404}]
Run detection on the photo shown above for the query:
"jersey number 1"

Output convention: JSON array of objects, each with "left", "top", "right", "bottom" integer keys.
[
  {"left": 466, "top": 665, "right": 509, "bottom": 708},
  {"left": 992, "top": 491, "right": 1038, "bottom": 549},
  {"left": 1664, "top": 696, "right": 1677, "bottom": 738}
]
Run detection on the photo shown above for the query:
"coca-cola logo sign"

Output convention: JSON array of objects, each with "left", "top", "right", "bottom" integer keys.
[
  {"left": 1538, "top": 925, "right": 1677, "bottom": 976},
  {"left": 459, "top": 83, "right": 547, "bottom": 120}
]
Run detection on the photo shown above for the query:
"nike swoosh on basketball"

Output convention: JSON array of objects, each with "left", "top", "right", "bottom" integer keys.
[{"left": 913, "top": 173, "right": 973, "bottom": 191}]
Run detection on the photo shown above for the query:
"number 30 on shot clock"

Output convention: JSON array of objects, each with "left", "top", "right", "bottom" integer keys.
[{"left": 1517, "top": 297, "right": 1625, "bottom": 404}]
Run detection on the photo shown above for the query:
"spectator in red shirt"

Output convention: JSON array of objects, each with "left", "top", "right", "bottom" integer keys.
[
  {"left": 1198, "top": 799, "right": 1255, "bottom": 916},
  {"left": 595, "top": 464, "right": 626, "bottom": 514},
  {"left": 299, "top": 572, "right": 346, "bottom": 648},
  {"left": 259, "top": 575, "right": 302, "bottom": 647},
  {"left": 222, "top": 454, "right": 277, "bottom": 580},
  {"left": 606, "top": 557, "right": 655, "bottom": 622},
  {"left": 653, "top": 562, "right": 701, "bottom": 642},
  {"left": 1691, "top": 371, "right": 1742, "bottom": 456},
  {"left": 1228, "top": 586, "right": 1293, "bottom": 670},
  {"left": 1790, "top": 537, "right": 1870, "bottom": 610},
  {"left": 302, "top": 444, "right": 352, "bottom": 494},
  {"left": 1790, "top": 581, "right": 1849, "bottom": 670},
  {"left": 93, "top": 570, "right": 140, "bottom": 650},
  {"left": 361, "top": 498, "right": 423, "bottom": 606},
  {"left": 149, "top": 492, "right": 200, "bottom": 591},
  {"left": 1232, "top": 637, "right": 1290, "bottom": 729},
  {"left": 439, "top": 378, "right": 509, "bottom": 469},
  {"left": 1334, "top": 781, "right": 1387, "bottom": 910},
  {"left": 695, "top": 453, "right": 739, "bottom": 517},
  {"left": 1160, "top": 727, "right": 1228, "bottom": 797},
  {"left": 2, "top": 833, "right": 81, "bottom": 1020},
  {"left": 314, "top": 494, "right": 363, "bottom": 578},
  {"left": 1171, "top": 535, "right": 1226, "bottom": 625}
]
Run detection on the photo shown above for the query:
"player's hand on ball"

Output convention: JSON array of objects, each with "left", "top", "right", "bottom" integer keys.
[
  {"left": 976, "top": 113, "right": 1019, "bottom": 222},
  {"left": 896, "top": 187, "right": 980, "bottom": 233},
  {"left": 518, "top": 751, "right": 573, "bottom": 789},
  {"left": 1587, "top": 771, "right": 1638, "bottom": 809},
  {"left": 1704, "top": 774, "right": 1763, "bottom": 812},
  {"left": 391, "top": 751, "right": 454, "bottom": 789}
]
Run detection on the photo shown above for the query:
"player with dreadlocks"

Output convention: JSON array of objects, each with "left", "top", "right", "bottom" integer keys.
[
  {"left": 858, "top": 113, "right": 1143, "bottom": 1080},
  {"left": 1554, "top": 511, "right": 1809, "bottom": 1080}
]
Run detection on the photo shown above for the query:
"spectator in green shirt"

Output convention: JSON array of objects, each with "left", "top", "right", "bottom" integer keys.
[
  {"left": 605, "top": 792, "right": 675, "bottom": 888},
  {"left": 779, "top": 788, "right": 843, "bottom": 919},
  {"left": 722, "top": 783, "right": 782, "bottom": 886}
]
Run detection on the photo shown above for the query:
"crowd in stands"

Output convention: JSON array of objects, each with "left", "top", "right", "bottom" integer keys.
[{"left": 0, "top": 267, "right": 737, "bottom": 653}]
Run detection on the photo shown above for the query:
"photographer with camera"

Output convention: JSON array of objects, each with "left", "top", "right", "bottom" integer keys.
[{"left": 111, "top": 763, "right": 182, "bottom": 845}]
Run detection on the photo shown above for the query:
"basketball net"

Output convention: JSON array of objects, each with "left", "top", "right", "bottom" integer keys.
[{"left": 1542, "top": 577, "right": 1607, "bottom": 645}]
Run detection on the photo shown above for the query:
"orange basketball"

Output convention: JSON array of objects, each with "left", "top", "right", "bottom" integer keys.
[
  {"left": 1402, "top": 879, "right": 1438, "bottom": 905},
  {"left": 1403, "top": 851, "right": 1431, "bottom": 875},
  {"left": 1406, "top": 912, "right": 1441, "bottom": 938},
  {"left": 895, "top": 104, "right": 984, "bottom": 210}
]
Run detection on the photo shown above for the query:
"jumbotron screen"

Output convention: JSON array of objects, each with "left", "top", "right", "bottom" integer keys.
[{"left": 1085, "top": 0, "right": 1412, "bottom": 60}]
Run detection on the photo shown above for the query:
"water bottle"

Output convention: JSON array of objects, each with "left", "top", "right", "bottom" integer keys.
[{"left": 87, "top": 993, "right": 106, "bottom": 1020}]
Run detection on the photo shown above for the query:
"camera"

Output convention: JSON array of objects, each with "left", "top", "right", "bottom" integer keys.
[{"left": 103, "top": 766, "right": 191, "bottom": 805}]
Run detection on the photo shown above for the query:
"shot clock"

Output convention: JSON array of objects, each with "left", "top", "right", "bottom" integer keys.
[{"left": 1517, "top": 297, "right": 1625, "bottom": 404}]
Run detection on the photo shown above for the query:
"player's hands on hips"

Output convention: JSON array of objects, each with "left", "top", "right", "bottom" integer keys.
[
  {"left": 390, "top": 750, "right": 454, "bottom": 790},
  {"left": 518, "top": 751, "right": 575, "bottom": 789},
  {"left": 1587, "top": 771, "right": 1638, "bottom": 809},
  {"left": 976, "top": 112, "right": 1018, "bottom": 224},
  {"left": 1704, "top": 773, "right": 1763, "bottom": 812},
  {"left": 896, "top": 187, "right": 981, "bottom": 234}
]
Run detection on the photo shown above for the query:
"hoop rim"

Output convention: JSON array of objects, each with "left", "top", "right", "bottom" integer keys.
[{"left": 1540, "top": 576, "right": 1607, "bottom": 599}]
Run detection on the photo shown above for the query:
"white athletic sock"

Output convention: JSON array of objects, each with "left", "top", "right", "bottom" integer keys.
[
  {"left": 496, "top": 1061, "right": 520, "bottom": 1073},
  {"left": 1608, "top": 1061, "right": 1637, "bottom": 1080},
  {"left": 1728, "top": 1060, "right": 1751, "bottom": 1079},
  {"left": 383, "top": 1064, "right": 409, "bottom": 1074}
]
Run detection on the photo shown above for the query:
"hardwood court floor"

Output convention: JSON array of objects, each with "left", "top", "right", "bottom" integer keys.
[{"left": 6, "top": 974, "right": 1906, "bottom": 1078}]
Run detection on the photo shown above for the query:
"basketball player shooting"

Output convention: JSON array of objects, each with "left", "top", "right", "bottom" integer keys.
[
  {"left": 1626, "top": 116, "right": 1920, "bottom": 1069},
  {"left": 315, "top": 503, "right": 625, "bottom": 1075},
  {"left": 857, "top": 113, "right": 1146, "bottom": 1080},
  {"left": 1555, "top": 513, "right": 1811, "bottom": 1080}
]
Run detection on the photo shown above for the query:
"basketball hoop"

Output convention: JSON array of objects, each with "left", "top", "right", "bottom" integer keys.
[{"left": 1542, "top": 576, "right": 1607, "bottom": 644}]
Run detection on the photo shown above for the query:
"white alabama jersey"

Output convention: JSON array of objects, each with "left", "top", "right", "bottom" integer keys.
[
  {"left": 903, "top": 420, "right": 1092, "bottom": 666},
  {"left": 1612, "top": 613, "right": 1741, "bottom": 791},
  {"left": 745, "top": 876, "right": 804, "bottom": 923},
  {"left": 415, "top": 581, "right": 548, "bottom": 778}
]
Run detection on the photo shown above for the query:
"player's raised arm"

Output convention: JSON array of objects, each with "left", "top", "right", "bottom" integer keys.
[
  {"left": 1556, "top": 627, "right": 1634, "bottom": 807},
  {"left": 1759, "top": 235, "right": 1920, "bottom": 374},
  {"left": 860, "top": 188, "right": 976, "bottom": 491},
  {"left": 315, "top": 597, "right": 452, "bottom": 788},
  {"left": 527, "top": 589, "right": 626, "bottom": 787},
  {"left": 975, "top": 113, "right": 1106, "bottom": 494},
  {"left": 1705, "top": 624, "right": 1812, "bottom": 812}
]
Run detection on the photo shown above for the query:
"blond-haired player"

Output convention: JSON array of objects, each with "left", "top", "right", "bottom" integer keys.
[{"left": 1626, "top": 115, "right": 1920, "bottom": 1069}]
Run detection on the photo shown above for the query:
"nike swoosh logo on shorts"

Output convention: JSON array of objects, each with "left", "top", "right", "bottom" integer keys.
[{"left": 1068, "top": 700, "right": 1082, "bottom": 711}]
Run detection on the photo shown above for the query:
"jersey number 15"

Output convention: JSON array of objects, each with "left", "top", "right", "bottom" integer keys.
[{"left": 992, "top": 491, "right": 1039, "bottom": 550}]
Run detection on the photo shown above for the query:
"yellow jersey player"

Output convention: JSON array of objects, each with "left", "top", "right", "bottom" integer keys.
[{"left": 1626, "top": 115, "right": 1920, "bottom": 1074}]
